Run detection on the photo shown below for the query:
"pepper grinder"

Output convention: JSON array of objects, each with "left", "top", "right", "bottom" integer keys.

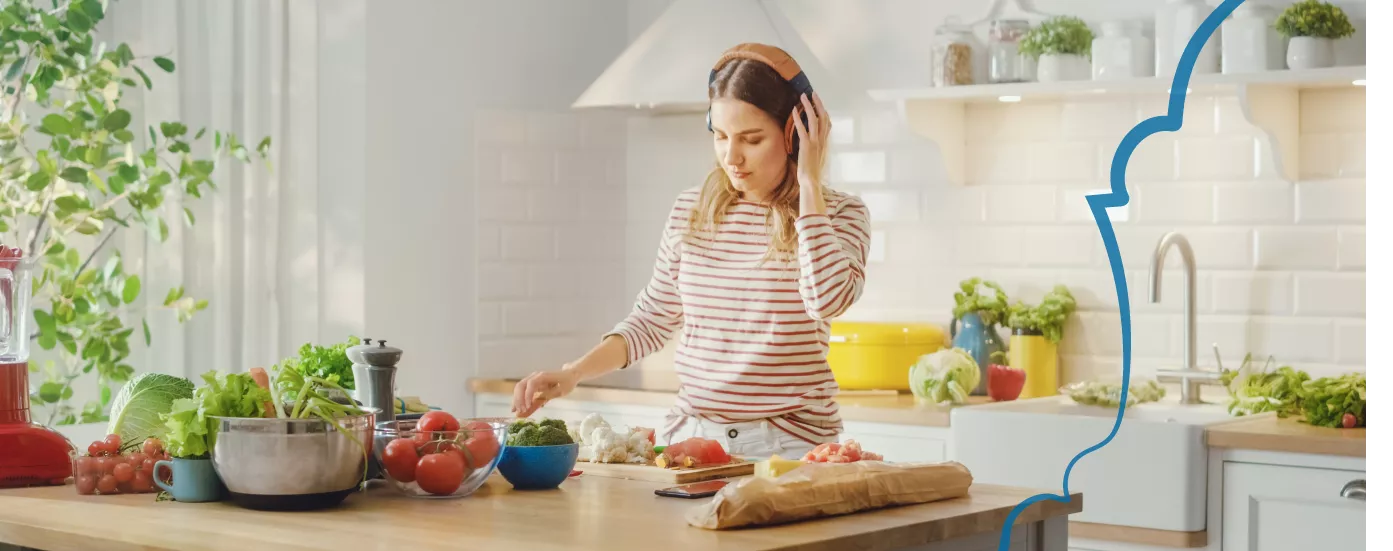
[{"left": 350, "top": 339, "right": 401, "bottom": 480}]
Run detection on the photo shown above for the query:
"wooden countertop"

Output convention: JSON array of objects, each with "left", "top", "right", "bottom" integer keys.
[
  {"left": 470, "top": 378, "right": 991, "bottom": 427},
  {"left": 1205, "top": 415, "right": 1366, "bottom": 458},
  {"left": 0, "top": 477, "right": 1080, "bottom": 551}
]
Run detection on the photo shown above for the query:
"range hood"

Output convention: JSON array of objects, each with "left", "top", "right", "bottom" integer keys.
[{"left": 572, "top": 0, "right": 844, "bottom": 113}]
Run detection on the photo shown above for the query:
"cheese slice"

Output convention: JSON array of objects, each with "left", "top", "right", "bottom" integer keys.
[{"left": 755, "top": 455, "right": 805, "bottom": 479}]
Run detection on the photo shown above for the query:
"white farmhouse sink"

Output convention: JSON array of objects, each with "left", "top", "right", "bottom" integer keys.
[{"left": 951, "top": 395, "right": 1263, "bottom": 532}]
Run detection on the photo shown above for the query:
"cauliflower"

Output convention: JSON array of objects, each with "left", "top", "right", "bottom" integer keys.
[
  {"left": 909, "top": 347, "right": 981, "bottom": 405},
  {"left": 589, "top": 426, "right": 632, "bottom": 463},
  {"left": 625, "top": 429, "right": 655, "bottom": 463},
  {"left": 577, "top": 413, "right": 610, "bottom": 443}
]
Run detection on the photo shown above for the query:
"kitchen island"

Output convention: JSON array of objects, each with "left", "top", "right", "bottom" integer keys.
[{"left": 0, "top": 475, "right": 1080, "bottom": 551}]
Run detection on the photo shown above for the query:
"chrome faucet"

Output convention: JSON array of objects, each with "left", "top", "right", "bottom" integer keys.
[{"left": 1148, "top": 232, "right": 1221, "bottom": 404}]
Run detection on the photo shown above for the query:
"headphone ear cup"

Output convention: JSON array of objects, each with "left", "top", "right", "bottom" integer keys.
[{"left": 706, "top": 108, "right": 713, "bottom": 133}]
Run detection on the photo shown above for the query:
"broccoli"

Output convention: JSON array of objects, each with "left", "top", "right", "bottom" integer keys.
[{"left": 507, "top": 418, "right": 573, "bottom": 446}]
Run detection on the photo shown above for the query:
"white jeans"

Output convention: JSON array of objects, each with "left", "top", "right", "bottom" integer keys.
[{"left": 672, "top": 417, "right": 820, "bottom": 460}]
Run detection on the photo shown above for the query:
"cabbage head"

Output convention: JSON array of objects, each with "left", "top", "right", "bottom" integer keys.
[
  {"left": 106, "top": 373, "right": 195, "bottom": 448},
  {"left": 909, "top": 348, "right": 981, "bottom": 405}
]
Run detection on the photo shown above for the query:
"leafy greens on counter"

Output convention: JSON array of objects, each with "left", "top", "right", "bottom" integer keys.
[
  {"left": 162, "top": 371, "right": 272, "bottom": 458},
  {"left": 276, "top": 336, "right": 360, "bottom": 390},
  {"left": 1220, "top": 356, "right": 1365, "bottom": 428}
]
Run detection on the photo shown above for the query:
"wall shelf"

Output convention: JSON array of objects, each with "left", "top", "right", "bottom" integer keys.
[{"left": 866, "top": 66, "right": 1366, "bottom": 185}]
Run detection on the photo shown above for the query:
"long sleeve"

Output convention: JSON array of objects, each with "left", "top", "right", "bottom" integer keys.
[
  {"left": 795, "top": 194, "right": 870, "bottom": 320},
  {"left": 604, "top": 200, "right": 687, "bottom": 367}
]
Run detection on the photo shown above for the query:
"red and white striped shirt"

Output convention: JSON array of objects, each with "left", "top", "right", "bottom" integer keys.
[{"left": 605, "top": 186, "right": 871, "bottom": 446}]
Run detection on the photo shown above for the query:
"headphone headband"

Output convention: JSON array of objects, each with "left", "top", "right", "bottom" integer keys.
[{"left": 706, "top": 43, "right": 814, "bottom": 157}]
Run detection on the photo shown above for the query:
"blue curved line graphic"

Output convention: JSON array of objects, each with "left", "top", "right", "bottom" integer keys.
[{"left": 994, "top": 1, "right": 1243, "bottom": 548}]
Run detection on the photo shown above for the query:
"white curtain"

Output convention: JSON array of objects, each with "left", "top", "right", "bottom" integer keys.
[{"left": 91, "top": 0, "right": 363, "bottom": 382}]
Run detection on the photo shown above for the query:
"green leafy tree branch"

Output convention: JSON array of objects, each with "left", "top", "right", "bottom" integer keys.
[{"left": 1, "top": 0, "right": 271, "bottom": 425}]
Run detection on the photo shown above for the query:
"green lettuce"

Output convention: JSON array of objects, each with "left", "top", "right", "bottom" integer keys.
[
  {"left": 162, "top": 371, "right": 272, "bottom": 458},
  {"left": 106, "top": 373, "right": 195, "bottom": 450}
]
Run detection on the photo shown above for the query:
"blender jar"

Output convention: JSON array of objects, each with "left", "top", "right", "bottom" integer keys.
[{"left": 0, "top": 247, "right": 31, "bottom": 364}]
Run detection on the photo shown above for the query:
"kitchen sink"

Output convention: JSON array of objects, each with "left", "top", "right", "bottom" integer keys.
[{"left": 951, "top": 394, "right": 1262, "bottom": 532}]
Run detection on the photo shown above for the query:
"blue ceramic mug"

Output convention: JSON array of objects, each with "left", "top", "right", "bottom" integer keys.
[{"left": 153, "top": 457, "right": 225, "bottom": 503}]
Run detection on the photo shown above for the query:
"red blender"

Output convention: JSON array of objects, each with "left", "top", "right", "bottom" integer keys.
[{"left": 0, "top": 245, "right": 75, "bottom": 489}]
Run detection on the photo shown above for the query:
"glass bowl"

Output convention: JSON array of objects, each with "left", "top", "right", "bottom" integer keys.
[{"left": 373, "top": 417, "right": 508, "bottom": 498}]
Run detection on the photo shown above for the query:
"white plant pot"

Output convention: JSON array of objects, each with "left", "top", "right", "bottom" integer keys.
[
  {"left": 1286, "top": 37, "right": 1334, "bottom": 70},
  {"left": 1037, "top": 54, "right": 1090, "bottom": 82}
]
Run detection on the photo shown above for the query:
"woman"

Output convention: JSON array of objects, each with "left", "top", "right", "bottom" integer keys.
[{"left": 512, "top": 43, "right": 869, "bottom": 459}]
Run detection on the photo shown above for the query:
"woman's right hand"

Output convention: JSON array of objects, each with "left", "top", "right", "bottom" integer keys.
[{"left": 511, "top": 367, "right": 581, "bottom": 418}]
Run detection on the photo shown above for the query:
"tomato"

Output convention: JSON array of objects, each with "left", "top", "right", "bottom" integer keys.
[
  {"left": 113, "top": 462, "right": 135, "bottom": 483},
  {"left": 382, "top": 438, "right": 420, "bottom": 483},
  {"left": 417, "top": 411, "right": 460, "bottom": 433},
  {"left": 142, "top": 438, "right": 163, "bottom": 457},
  {"left": 131, "top": 471, "right": 154, "bottom": 492},
  {"left": 93, "top": 456, "right": 113, "bottom": 475},
  {"left": 415, "top": 453, "right": 465, "bottom": 496},
  {"left": 141, "top": 458, "right": 158, "bottom": 475},
  {"left": 1342, "top": 413, "right": 1357, "bottom": 429},
  {"left": 413, "top": 431, "right": 461, "bottom": 455},
  {"left": 462, "top": 432, "right": 500, "bottom": 469},
  {"left": 127, "top": 453, "right": 148, "bottom": 468},
  {"left": 88, "top": 441, "right": 107, "bottom": 457},
  {"left": 103, "top": 434, "right": 123, "bottom": 455},
  {"left": 97, "top": 475, "right": 118, "bottom": 494},
  {"left": 75, "top": 475, "right": 97, "bottom": 495},
  {"left": 75, "top": 456, "right": 96, "bottom": 476}
]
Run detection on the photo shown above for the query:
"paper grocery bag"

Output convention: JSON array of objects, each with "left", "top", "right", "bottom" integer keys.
[{"left": 686, "top": 461, "right": 973, "bottom": 530}]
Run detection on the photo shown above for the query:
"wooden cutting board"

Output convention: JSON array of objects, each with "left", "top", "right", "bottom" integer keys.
[{"left": 574, "top": 458, "right": 755, "bottom": 484}]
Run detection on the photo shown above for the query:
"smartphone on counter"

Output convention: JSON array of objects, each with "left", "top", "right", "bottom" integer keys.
[{"left": 654, "top": 480, "right": 728, "bottom": 499}]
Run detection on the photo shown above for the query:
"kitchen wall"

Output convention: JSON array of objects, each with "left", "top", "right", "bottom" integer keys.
[{"left": 619, "top": 1, "right": 1366, "bottom": 383}]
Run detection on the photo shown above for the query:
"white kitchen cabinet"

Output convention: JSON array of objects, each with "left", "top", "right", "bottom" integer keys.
[{"left": 1221, "top": 462, "right": 1365, "bottom": 551}]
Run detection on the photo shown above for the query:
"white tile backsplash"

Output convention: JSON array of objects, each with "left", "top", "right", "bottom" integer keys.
[{"left": 451, "top": 8, "right": 1373, "bottom": 390}]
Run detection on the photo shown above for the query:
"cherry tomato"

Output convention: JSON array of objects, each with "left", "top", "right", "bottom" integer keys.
[
  {"left": 142, "top": 438, "right": 163, "bottom": 457},
  {"left": 97, "top": 475, "right": 118, "bottom": 494},
  {"left": 382, "top": 438, "right": 421, "bottom": 483},
  {"left": 415, "top": 453, "right": 465, "bottom": 496},
  {"left": 141, "top": 458, "right": 158, "bottom": 475},
  {"left": 127, "top": 453, "right": 148, "bottom": 468},
  {"left": 75, "top": 456, "right": 96, "bottom": 476},
  {"left": 103, "top": 434, "right": 123, "bottom": 455},
  {"left": 1342, "top": 412, "right": 1357, "bottom": 429},
  {"left": 75, "top": 475, "right": 97, "bottom": 495},
  {"left": 113, "top": 462, "right": 135, "bottom": 483},
  {"left": 93, "top": 456, "right": 113, "bottom": 475},
  {"left": 88, "top": 441, "right": 107, "bottom": 456},
  {"left": 417, "top": 411, "right": 460, "bottom": 433},
  {"left": 131, "top": 471, "right": 154, "bottom": 492}
]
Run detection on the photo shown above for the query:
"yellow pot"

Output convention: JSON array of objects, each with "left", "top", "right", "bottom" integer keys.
[
  {"left": 1008, "top": 333, "right": 1058, "bottom": 399},
  {"left": 827, "top": 322, "right": 947, "bottom": 391}
]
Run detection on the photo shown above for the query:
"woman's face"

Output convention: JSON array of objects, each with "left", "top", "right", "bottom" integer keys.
[{"left": 710, "top": 98, "right": 788, "bottom": 202}]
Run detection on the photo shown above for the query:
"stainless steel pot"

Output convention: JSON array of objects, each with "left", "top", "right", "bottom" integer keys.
[{"left": 209, "top": 411, "right": 376, "bottom": 510}]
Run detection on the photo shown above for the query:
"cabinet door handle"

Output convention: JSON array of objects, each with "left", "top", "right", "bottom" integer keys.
[{"left": 1340, "top": 479, "right": 1365, "bottom": 501}]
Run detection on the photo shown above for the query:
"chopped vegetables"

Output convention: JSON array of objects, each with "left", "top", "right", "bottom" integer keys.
[
  {"left": 909, "top": 347, "right": 981, "bottom": 405},
  {"left": 657, "top": 437, "right": 729, "bottom": 469},
  {"left": 1060, "top": 379, "right": 1165, "bottom": 408},
  {"left": 803, "top": 440, "right": 883, "bottom": 463}
]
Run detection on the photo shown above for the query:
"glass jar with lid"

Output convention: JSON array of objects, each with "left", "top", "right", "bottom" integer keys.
[
  {"left": 987, "top": 19, "right": 1031, "bottom": 83},
  {"left": 932, "top": 19, "right": 977, "bottom": 87}
]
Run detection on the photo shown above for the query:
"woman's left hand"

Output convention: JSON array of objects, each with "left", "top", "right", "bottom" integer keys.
[{"left": 792, "top": 92, "right": 831, "bottom": 190}]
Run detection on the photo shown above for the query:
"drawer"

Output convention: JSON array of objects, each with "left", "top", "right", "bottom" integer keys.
[{"left": 1222, "top": 462, "right": 1365, "bottom": 551}]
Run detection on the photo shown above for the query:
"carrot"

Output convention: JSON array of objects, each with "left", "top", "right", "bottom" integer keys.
[{"left": 249, "top": 367, "right": 277, "bottom": 418}]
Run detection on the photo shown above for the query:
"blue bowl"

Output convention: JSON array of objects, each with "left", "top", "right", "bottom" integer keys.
[{"left": 496, "top": 443, "right": 579, "bottom": 490}]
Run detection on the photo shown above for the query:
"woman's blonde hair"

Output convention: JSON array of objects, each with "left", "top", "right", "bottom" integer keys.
[{"left": 688, "top": 58, "right": 824, "bottom": 263}]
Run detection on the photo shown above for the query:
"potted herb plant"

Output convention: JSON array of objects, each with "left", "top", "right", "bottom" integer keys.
[
  {"left": 1019, "top": 16, "right": 1095, "bottom": 82},
  {"left": 0, "top": 0, "right": 271, "bottom": 433},
  {"left": 1004, "top": 285, "right": 1076, "bottom": 399},
  {"left": 951, "top": 278, "right": 1010, "bottom": 395},
  {"left": 1275, "top": 0, "right": 1356, "bottom": 69}
]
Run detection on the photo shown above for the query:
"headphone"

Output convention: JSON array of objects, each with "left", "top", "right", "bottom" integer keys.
[{"left": 706, "top": 43, "right": 815, "bottom": 158}]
